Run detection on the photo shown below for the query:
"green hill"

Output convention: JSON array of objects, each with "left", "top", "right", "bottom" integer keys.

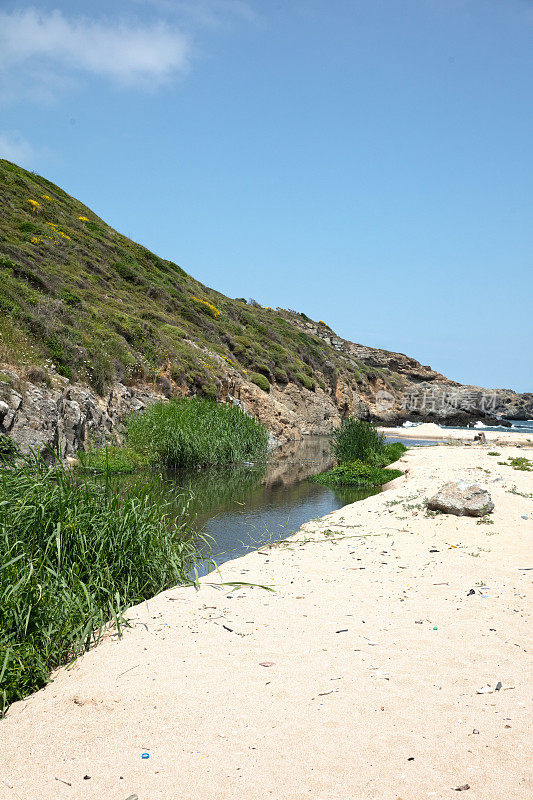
[
  {"left": 2, "top": 158, "right": 530, "bottom": 433},
  {"left": 0, "top": 158, "right": 396, "bottom": 400}
]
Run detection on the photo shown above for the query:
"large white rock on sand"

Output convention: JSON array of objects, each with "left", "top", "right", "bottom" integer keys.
[{"left": 427, "top": 480, "right": 494, "bottom": 517}]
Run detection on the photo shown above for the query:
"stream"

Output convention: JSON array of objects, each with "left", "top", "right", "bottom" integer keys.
[{"left": 125, "top": 435, "right": 433, "bottom": 575}]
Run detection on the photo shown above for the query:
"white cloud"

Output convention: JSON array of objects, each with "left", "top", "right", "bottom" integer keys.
[
  {"left": 0, "top": 132, "right": 36, "bottom": 168},
  {"left": 0, "top": 8, "right": 191, "bottom": 89}
]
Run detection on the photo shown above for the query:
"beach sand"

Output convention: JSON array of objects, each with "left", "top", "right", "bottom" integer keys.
[
  {"left": 1, "top": 443, "right": 532, "bottom": 800},
  {"left": 380, "top": 422, "right": 533, "bottom": 444}
]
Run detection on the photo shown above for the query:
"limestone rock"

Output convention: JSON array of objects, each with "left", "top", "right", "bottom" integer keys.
[{"left": 427, "top": 481, "right": 494, "bottom": 517}]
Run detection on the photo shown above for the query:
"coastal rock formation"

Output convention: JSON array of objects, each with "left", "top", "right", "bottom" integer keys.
[
  {"left": 0, "top": 370, "right": 163, "bottom": 456},
  {"left": 286, "top": 312, "right": 533, "bottom": 427},
  {"left": 0, "top": 354, "right": 531, "bottom": 456},
  {"left": 427, "top": 481, "right": 494, "bottom": 517}
]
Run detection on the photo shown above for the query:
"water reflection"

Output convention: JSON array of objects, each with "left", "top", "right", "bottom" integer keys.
[{"left": 157, "top": 436, "right": 379, "bottom": 571}]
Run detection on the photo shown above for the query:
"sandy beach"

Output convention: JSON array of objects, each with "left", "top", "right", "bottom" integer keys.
[
  {"left": 1, "top": 442, "right": 532, "bottom": 800},
  {"left": 380, "top": 422, "right": 533, "bottom": 444}
]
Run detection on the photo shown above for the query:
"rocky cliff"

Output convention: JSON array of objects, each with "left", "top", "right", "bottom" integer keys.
[{"left": 1, "top": 349, "right": 531, "bottom": 456}]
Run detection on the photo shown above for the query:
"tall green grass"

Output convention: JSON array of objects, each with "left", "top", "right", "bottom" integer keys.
[
  {"left": 311, "top": 461, "right": 403, "bottom": 487},
  {"left": 0, "top": 453, "right": 199, "bottom": 714},
  {"left": 312, "top": 417, "right": 407, "bottom": 487},
  {"left": 332, "top": 418, "right": 386, "bottom": 464},
  {"left": 125, "top": 397, "right": 269, "bottom": 469}
]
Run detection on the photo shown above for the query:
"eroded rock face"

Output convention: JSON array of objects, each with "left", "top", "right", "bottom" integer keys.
[
  {"left": 427, "top": 481, "right": 494, "bottom": 517},
  {"left": 286, "top": 312, "right": 533, "bottom": 425},
  {"left": 0, "top": 372, "right": 163, "bottom": 456}
]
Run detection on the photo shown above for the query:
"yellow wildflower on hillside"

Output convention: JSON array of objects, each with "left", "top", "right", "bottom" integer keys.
[
  {"left": 78, "top": 216, "right": 90, "bottom": 222},
  {"left": 27, "top": 199, "right": 40, "bottom": 212},
  {"left": 41, "top": 194, "right": 53, "bottom": 201},
  {"left": 192, "top": 296, "right": 221, "bottom": 319}
]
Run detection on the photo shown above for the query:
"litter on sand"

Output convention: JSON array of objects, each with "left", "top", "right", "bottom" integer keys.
[{"left": 476, "top": 683, "right": 513, "bottom": 694}]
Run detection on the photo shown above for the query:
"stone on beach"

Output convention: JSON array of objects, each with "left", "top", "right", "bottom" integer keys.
[{"left": 427, "top": 480, "right": 494, "bottom": 517}]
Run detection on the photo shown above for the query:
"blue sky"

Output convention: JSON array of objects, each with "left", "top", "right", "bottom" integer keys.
[{"left": 1, "top": 1, "right": 531, "bottom": 392}]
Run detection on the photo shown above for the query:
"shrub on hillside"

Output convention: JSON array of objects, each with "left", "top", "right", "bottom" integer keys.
[
  {"left": 250, "top": 372, "right": 270, "bottom": 392},
  {"left": 296, "top": 372, "right": 315, "bottom": 391}
]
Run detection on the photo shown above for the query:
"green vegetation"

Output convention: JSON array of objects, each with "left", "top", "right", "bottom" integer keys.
[
  {"left": 0, "top": 454, "right": 200, "bottom": 714},
  {"left": 498, "top": 456, "right": 532, "bottom": 471},
  {"left": 80, "top": 397, "right": 269, "bottom": 472},
  {"left": 488, "top": 451, "right": 500, "bottom": 456},
  {"left": 0, "top": 158, "right": 402, "bottom": 401},
  {"left": 0, "top": 434, "right": 20, "bottom": 462},
  {"left": 332, "top": 417, "right": 385, "bottom": 463},
  {"left": 312, "top": 418, "right": 406, "bottom": 487},
  {"left": 250, "top": 372, "right": 270, "bottom": 392},
  {"left": 77, "top": 445, "right": 148, "bottom": 474},
  {"left": 331, "top": 418, "right": 406, "bottom": 466},
  {"left": 311, "top": 460, "right": 403, "bottom": 488}
]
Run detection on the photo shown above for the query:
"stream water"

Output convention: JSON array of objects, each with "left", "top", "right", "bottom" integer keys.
[{"left": 126, "top": 435, "right": 431, "bottom": 575}]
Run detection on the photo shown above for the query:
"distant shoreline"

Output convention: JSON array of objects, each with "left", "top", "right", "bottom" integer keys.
[{"left": 379, "top": 422, "right": 533, "bottom": 443}]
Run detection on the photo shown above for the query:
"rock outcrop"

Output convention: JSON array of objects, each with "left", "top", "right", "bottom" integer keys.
[
  {"left": 0, "top": 370, "right": 163, "bottom": 456},
  {"left": 0, "top": 346, "right": 531, "bottom": 456},
  {"left": 285, "top": 312, "right": 533, "bottom": 427}
]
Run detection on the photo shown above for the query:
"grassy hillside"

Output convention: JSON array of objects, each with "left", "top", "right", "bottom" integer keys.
[{"left": 0, "top": 158, "right": 396, "bottom": 400}]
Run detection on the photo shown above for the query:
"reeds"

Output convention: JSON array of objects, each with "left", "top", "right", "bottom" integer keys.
[
  {"left": 125, "top": 397, "right": 269, "bottom": 469},
  {"left": 331, "top": 418, "right": 386, "bottom": 464},
  {"left": 0, "top": 453, "right": 199, "bottom": 713},
  {"left": 312, "top": 418, "right": 407, "bottom": 486}
]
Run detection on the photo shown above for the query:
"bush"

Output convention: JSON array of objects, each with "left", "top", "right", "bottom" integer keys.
[
  {"left": 0, "top": 454, "right": 198, "bottom": 713},
  {"left": 250, "top": 372, "right": 270, "bottom": 392},
  {"left": 311, "top": 460, "right": 403, "bottom": 488},
  {"left": 296, "top": 372, "right": 316, "bottom": 391},
  {"left": 332, "top": 418, "right": 385, "bottom": 464},
  {"left": 126, "top": 396, "right": 269, "bottom": 468},
  {"left": 201, "top": 384, "right": 218, "bottom": 401},
  {"left": 60, "top": 289, "right": 82, "bottom": 306}
]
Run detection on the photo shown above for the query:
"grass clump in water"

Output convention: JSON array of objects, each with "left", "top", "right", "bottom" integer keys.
[
  {"left": 311, "top": 460, "right": 403, "bottom": 488},
  {"left": 312, "top": 418, "right": 407, "bottom": 487},
  {"left": 0, "top": 453, "right": 199, "bottom": 714},
  {"left": 332, "top": 418, "right": 382, "bottom": 464},
  {"left": 125, "top": 397, "right": 269, "bottom": 468},
  {"left": 332, "top": 418, "right": 407, "bottom": 466},
  {"left": 78, "top": 397, "right": 269, "bottom": 473}
]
